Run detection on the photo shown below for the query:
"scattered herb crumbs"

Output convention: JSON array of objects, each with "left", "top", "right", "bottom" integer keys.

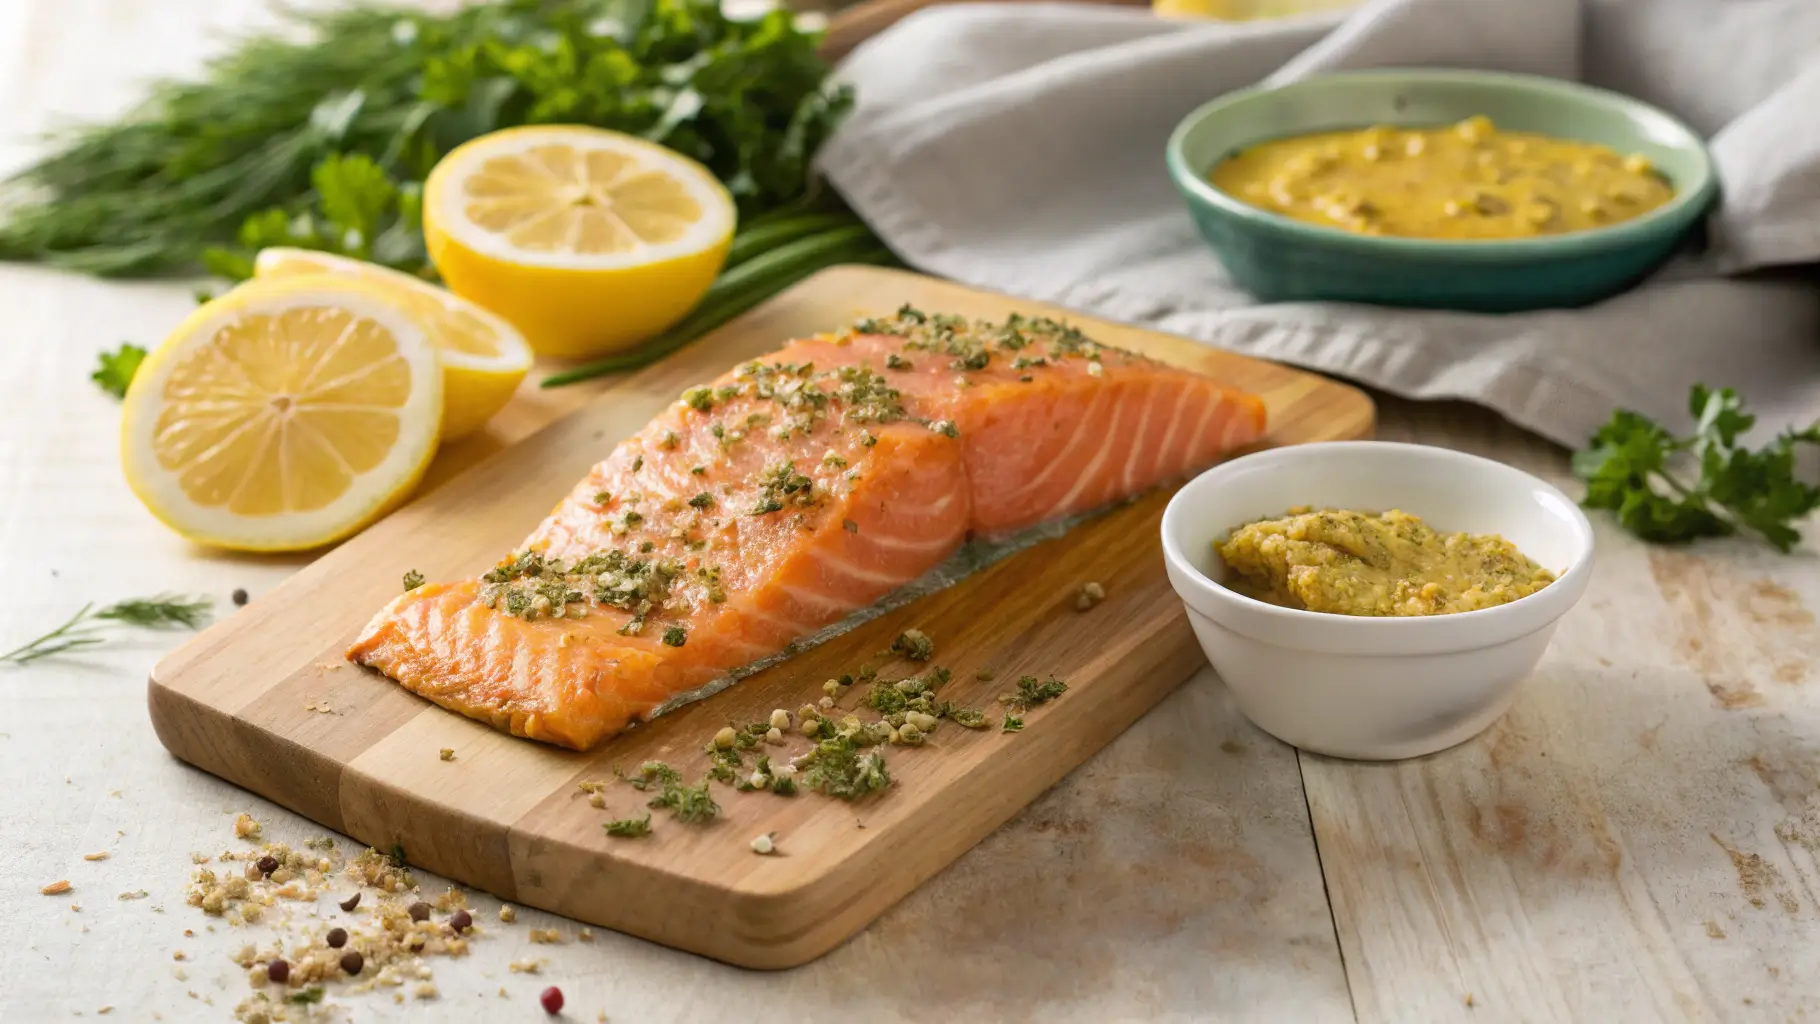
[
  {"left": 798, "top": 734, "right": 892, "bottom": 800},
  {"left": 593, "top": 490, "right": 612, "bottom": 505},
  {"left": 438, "top": 748, "right": 454, "bottom": 762},
  {"left": 661, "top": 626, "right": 688, "bottom": 647},
  {"left": 936, "top": 703, "right": 989, "bottom": 729},
  {"left": 286, "top": 987, "right": 325, "bottom": 1006},
  {"left": 403, "top": 570, "right": 426, "bottom": 592},
  {"left": 631, "top": 455, "right": 643, "bottom": 473},
  {"left": 92, "top": 343, "right": 146, "bottom": 398},
  {"left": 689, "top": 492, "right": 715, "bottom": 509},
  {"left": 389, "top": 843, "right": 407, "bottom": 868},
  {"left": 622, "top": 761, "right": 680, "bottom": 792},
  {"left": 1002, "top": 675, "right": 1068, "bottom": 711},
  {"left": 603, "top": 815, "right": 652, "bottom": 838},
  {"left": 843, "top": 518, "right": 859, "bottom": 533},
  {"left": 891, "top": 628, "right": 934, "bottom": 661},
  {"left": 1002, "top": 714, "right": 1025, "bottom": 733},
  {"left": 647, "top": 775, "right": 719, "bottom": 824},
  {"left": 690, "top": 464, "right": 707, "bottom": 475}
]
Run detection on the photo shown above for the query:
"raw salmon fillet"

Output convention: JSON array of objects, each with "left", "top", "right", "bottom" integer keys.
[{"left": 348, "top": 308, "right": 1266, "bottom": 749}]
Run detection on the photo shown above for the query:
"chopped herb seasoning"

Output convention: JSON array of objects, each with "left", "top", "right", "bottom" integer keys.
[
  {"left": 682, "top": 387, "right": 715, "bottom": 412},
  {"left": 286, "top": 987, "right": 326, "bottom": 1006},
  {"left": 646, "top": 774, "right": 719, "bottom": 824},
  {"left": 892, "top": 629, "right": 935, "bottom": 661},
  {"left": 936, "top": 703, "right": 990, "bottom": 729},
  {"left": 886, "top": 353, "right": 913, "bottom": 371},
  {"left": 797, "top": 735, "right": 892, "bottom": 800},
  {"left": 930, "top": 420, "right": 960, "bottom": 438},
  {"left": 661, "top": 626, "right": 687, "bottom": 647},
  {"left": 631, "top": 455, "right": 644, "bottom": 473},
  {"left": 639, "top": 540, "right": 655, "bottom": 553},
  {"left": 622, "top": 761, "right": 681, "bottom": 792},
  {"left": 593, "top": 490, "right": 612, "bottom": 505},
  {"left": 690, "top": 464, "right": 707, "bottom": 475},
  {"left": 1002, "top": 713, "right": 1025, "bottom": 733},
  {"left": 1002, "top": 675, "right": 1069, "bottom": 711},
  {"left": 749, "top": 461, "right": 814, "bottom": 515},
  {"left": 402, "top": 570, "right": 425, "bottom": 592},
  {"left": 688, "top": 492, "right": 715, "bottom": 509},
  {"left": 843, "top": 518, "right": 859, "bottom": 534},
  {"left": 660, "top": 431, "right": 679, "bottom": 450},
  {"left": 861, "top": 433, "right": 877, "bottom": 447},
  {"left": 603, "top": 815, "right": 652, "bottom": 838}
]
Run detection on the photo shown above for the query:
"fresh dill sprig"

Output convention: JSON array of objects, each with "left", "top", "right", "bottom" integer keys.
[{"left": 1, "top": 594, "right": 212, "bottom": 665}]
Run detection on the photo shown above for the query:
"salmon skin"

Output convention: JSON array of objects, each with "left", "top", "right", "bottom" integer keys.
[{"left": 348, "top": 308, "right": 1266, "bottom": 749}]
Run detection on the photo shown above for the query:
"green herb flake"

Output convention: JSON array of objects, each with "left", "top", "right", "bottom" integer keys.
[
  {"left": 631, "top": 455, "right": 644, "bottom": 473},
  {"left": 402, "top": 570, "right": 425, "bottom": 592},
  {"left": 662, "top": 626, "right": 688, "bottom": 647},
  {"left": 286, "top": 986, "right": 326, "bottom": 1006},
  {"left": 1001, "top": 713, "right": 1025, "bottom": 733},
  {"left": 798, "top": 735, "right": 892, "bottom": 800},
  {"left": 689, "top": 492, "right": 715, "bottom": 509},
  {"left": 603, "top": 814, "right": 652, "bottom": 838},
  {"left": 647, "top": 775, "right": 719, "bottom": 824},
  {"left": 843, "top": 518, "right": 859, "bottom": 534},
  {"left": 622, "top": 761, "right": 682, "bottom": 792},
  {"left": 91, "top": 343, "right": 146, "bottom": 399},
  {"left": 1002, "top": 675, "right": 1069, "bottom": 711},
  {"left": 891, "top": 629, "right": 935, "bottom": 662}
]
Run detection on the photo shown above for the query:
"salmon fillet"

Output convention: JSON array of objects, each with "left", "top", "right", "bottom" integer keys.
[{"left": 348, "top": 308, "right": 1266, "bottom": 749}]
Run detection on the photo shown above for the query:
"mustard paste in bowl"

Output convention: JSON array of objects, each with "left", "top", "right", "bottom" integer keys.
[{"left": 1208, "top": 116, "right": 1674, "bottom": 240}]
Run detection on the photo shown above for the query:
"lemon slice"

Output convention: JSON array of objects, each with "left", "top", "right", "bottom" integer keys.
[
  {"left": 423, "top": 125, "right": 735, "bottom": 359},
  {"left": 121, "top": 276, "right": 443, "bottom": 552},
  {"left": 252, "top": 248, "right": 532, "bottom": 440}
]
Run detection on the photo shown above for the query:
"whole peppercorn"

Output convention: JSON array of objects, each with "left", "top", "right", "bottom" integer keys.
[
  {"left": 340, "top": 950, "right": 364, "bottom": 976},
  {"left": 540, "top": 986, "right": 564, "bottom": 1014},
  {"left": 255, "top": 855, "right": 279, "bottom": 877},
  {"left": 266, "top": 959, "right": 289, "bottom": 984},
  {"left": 325, "top": 928, "right": 348, "bottom": 949},
  {"left": 407, "top": 901, "right": 432, "bottom": 922},
  {"left": 231, "top": 588, "right": 249, "bottom": 607},
  {"left": 449, "top": 909, "right": 472, "bottom": 934}
]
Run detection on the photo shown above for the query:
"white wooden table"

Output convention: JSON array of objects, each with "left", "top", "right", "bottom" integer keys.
[{"left": 3, "top": 2, "right": 1817, "bottom": 1021}]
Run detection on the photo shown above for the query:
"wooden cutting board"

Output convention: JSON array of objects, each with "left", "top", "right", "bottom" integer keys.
[{"left": 148, "top": 265, "right": 1374, "bottom": 969}]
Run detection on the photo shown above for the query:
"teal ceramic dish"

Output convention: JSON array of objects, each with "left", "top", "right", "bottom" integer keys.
[{"left": 1165, "top": 69, "right": 1719, "bottom": 312}]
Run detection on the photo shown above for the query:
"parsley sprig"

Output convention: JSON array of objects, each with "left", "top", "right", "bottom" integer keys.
[
  {"left": 91, "top": 344, "right": 147, "bottom": 399},
  {"left": 1, "top": 594, "right": 212, "bottom": 665},
  {"left": 1573, "top": 385, "right": 1820, "bottom": 551}
]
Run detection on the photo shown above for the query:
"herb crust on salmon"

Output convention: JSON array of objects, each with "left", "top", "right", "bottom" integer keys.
[{"left": 347, "top": 308, "right": 1266, "bottom": 749}]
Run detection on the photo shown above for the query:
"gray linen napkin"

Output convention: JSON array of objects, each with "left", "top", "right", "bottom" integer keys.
[{"left": 817, "top": 0, "right": 1820, "bottom": 446}]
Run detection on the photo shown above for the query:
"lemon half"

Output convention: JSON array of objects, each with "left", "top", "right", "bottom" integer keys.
[
  {"left": 423, "top": 125, "right": 735, "bottom": 359},
  {"left": 121, "top": 276, "right": 443, "bottom": 552},
  {"left": 252, "top": 248, "right": 532, "bottom": 440}
]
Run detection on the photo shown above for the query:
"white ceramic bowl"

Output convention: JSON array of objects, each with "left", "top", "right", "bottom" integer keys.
[{"left": 1160, "top": 441, "right": 1595, "bottom": 760}]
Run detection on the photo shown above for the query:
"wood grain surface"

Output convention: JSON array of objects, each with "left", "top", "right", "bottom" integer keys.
[{"left": 145, "top": 265, "right": 1374, "bottom": 968}]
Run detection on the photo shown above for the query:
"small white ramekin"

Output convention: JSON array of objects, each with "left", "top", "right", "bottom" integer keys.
[{"left": 1160, "top": 441, "right": 1595, "bottom": 760}]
